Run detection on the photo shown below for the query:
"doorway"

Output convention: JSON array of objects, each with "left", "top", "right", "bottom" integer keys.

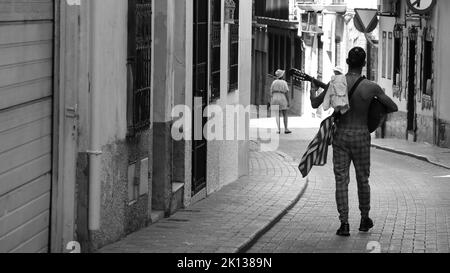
[
  {"left": 192, "top": 0, "right": 208, "bottom": 197},
  {"left": 407, "top": 39, "right": 416, "bottom": 139}
]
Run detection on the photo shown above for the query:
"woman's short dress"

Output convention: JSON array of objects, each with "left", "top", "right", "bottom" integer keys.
[{"left": 270, "top": 79, "right": 289, "bottom": 111}]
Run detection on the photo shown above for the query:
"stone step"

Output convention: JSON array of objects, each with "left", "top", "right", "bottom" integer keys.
[
  {"left": 170, "top": 183, "right": 185, "bottom": 215},
  {"left": 150, "top": 210, "right": 165, "bottom": 224}
]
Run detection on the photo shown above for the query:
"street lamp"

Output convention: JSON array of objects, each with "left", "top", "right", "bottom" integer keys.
[{"left": 225, "top": 0, "right": 236, "bottom": 24}]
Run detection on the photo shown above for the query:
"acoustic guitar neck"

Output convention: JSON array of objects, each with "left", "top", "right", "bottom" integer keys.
[{"left": 290, "top": 68, "right": 329, "bottom": 90}]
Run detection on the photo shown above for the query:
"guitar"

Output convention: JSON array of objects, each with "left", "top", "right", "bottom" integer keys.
[
  {"left": 290, "top": 68, "right": 329, "bottom": 90},
  {"left": 289, "top": 68, "right": 387, "bottom": 133}
]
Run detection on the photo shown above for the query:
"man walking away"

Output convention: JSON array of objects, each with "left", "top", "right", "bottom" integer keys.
[{"left": 310, "top": 47, "right": 398, "bottom": 237}]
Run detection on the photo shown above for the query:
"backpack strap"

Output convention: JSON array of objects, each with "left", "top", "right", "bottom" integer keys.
[
  {"left": 348, "top": 76, "right": 366, "bottom": 100},
  {"left": 332, "top": 76, "right": 366, "bottom": 122}
]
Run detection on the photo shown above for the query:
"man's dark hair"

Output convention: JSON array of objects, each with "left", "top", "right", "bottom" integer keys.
[{"left": 347, "top": 47, "right": 367, "bottom": 69}]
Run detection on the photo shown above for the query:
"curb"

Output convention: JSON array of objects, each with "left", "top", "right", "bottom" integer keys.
[
  {"left": 371, "top": 144, "right": 450, "bottom": 170},
  {"left": 275, "top": 150, "right": 295, "bottom": 162},
  {"left": 237, "top": 177, "right": 309, "bottom": 253}
]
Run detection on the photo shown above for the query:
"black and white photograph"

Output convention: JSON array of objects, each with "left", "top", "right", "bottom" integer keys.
[{"left": 1, "top": 0, "right": 449, "bottom": 260}]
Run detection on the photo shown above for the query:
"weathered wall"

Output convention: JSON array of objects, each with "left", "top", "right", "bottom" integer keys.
[
  {"left": 385, "top": 111, "right": 407, "bottom": 139},
  {"left": 75, "top": 0, "right": 153, "bottom": 251},
  {"left": 152, "top": 0, "right": 176, "bottom": 214},
  {"left": 183, "top": 0, "right": 194, "bottom": 208},
  {"left": 91, "top": 1, "right": 128, "bottom": 146},
  {"left": 434, "top": 1, "right": 450, "bottom": 147},
  {"left": 378, "top": 0, "right": 439, "bottom": 145},
  {"left": 378, "top": 15, "right": 408, "bottom": 141},
  {"left": 151, "top": 0, "right": 191, "bottom": 214},
  {"left": 172, "top": 0, "right": 187, "bottom": 187},
  {"left": 90, "top": 131, "right": 153, "bottom": 250}
]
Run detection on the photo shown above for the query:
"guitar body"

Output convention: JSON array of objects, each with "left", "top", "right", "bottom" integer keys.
[{"left": 368, "top": 97, "right": 388, "bottom": 134}]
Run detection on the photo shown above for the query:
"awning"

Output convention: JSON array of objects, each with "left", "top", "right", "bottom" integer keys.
[{"left": 256, "top": 17, "right": 299, "bottom": 31}]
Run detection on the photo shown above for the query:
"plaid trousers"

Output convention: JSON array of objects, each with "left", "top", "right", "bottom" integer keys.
[{"left": 332, "top": 128, "right": 371, "bottom": 223}]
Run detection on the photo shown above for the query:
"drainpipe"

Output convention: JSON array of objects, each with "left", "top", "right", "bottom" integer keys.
[{"left": 87, "top": 0, "right": 102, "bottom": 231}]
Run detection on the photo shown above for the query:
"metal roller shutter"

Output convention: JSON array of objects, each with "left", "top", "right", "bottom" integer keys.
[{"left": 0, "top": 0, "right": 54, "bottom": 253}]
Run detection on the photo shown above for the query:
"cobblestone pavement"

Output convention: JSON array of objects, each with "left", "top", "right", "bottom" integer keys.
[
  {"left": 99, "top": 148, "right": 307, "bottom": 253},
  {"left": 248, "top": 130, "right": 450, "bottom": 253}
]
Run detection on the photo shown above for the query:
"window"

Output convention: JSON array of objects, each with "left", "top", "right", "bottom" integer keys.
[
  {"left": 388, "top": 32, "right": 393, "bottom": 80},
  {"left": 255, "top": 0, "right": 266, "bottom": 17},
  {"left": 286, "top": 36, "right": 292, "bottom": 80},
  {"left": 274, "top": 34, "right": 279, "bottom": 70},
  {"left": 393, "top": 34, "right": 402, "bottom": 86},
  {"left": 301, "top": 13, "right": 309, "bottom": 31},
  {"left": 210, "top": 0, "right": 221, "bottom": 101},
  {"left": 268, "top": 33, "right": 273, "bottom": 74},
  {"left": 127, "top": 0, "right": 152, "bottom": 135},
  {"left": 382, "top": 31, "right": 387, "bottom": 79},
  {"left": 229, "top": 0, "right": 239, "bottom": 92},
  {"left": 422, "top": 39, "right": 433, "bottom": 96},
  {"left": 280, "top": 36, "right": 285, "bottom": 69}
]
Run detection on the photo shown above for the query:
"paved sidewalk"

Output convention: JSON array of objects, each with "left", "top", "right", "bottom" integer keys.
[
  {"left": 372, "top": 138, "right": 450, "bottom": 170},
  {"left": 99, "top": 147, "right": 307, "bottom": 253}
]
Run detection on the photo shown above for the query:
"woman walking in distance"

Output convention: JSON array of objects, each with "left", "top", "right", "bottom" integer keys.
[{"left": 270, "top": 69, "right": 292, "bottom": 134}]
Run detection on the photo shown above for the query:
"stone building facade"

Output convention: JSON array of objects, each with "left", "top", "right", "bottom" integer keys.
[
  {"left": 378, "top": 0, "right": 449, "bottom": 147},
  {"left": 0, "top": 0, "right": 251, "bottom": 253}
]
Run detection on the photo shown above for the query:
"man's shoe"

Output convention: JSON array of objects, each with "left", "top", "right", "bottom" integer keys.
[
  {"left": 359, "top": 217, "right": 374, "bottom": 232},
  {"left": 336, "top": 223, "right": 350, "bottom": 237}
]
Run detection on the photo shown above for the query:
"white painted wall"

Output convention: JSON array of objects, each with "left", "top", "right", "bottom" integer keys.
[
  {"left": 238, "top": 0, "right": 252, "bottom": 178},
  {"left": 153, "top": 0, "right": 175, "bottom": 123},
  {"left": 377, "top": 17, "right": 405, "bottom": 110},
  {"left": 184, "top": 0, "right": 193, "bottom": 206},
  {"left": 206, "top": 0, "right": 252, "bottom": 195},
  {"left": 90, "top": 0, "right": 128, "bottom": 146},
  {"left": 322, "top": 12, "right": 335, "bottom": 83},
  {"left": 435, "top": 1, "right": 450, "bottom": 122}
]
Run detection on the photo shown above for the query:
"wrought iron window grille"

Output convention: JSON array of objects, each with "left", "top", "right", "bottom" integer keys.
[{"left": 127, "top": 0, "right": 152, "bottom": 136}]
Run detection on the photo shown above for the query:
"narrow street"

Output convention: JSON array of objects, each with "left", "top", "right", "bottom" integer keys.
[
  {"left": 248, "top": 127, "right": 450, "bottom": 253},
  {"left": 3, "top": 0, "right": 450, "bottom": 256}
]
